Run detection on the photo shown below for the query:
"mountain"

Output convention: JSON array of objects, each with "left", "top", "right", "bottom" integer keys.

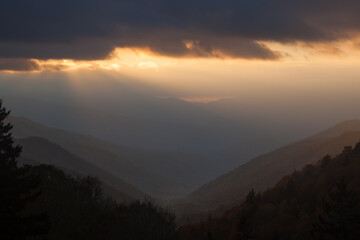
[
  {"left": 211, "top": 136, "right": 286, "bottom": 170},
  {"left": 177, "top": 141, "right": 360, "bottom": 239},
  {"left": 2, "top": 93, "right": 302, "bottom": 174},
  {"left": 178, "top": 119, "right": 360, "bottom": 217},
  {"left": 2, "top": 94, "right": 247, "bottom": 154},
  {"left": 9, "top": 116, "right": 220, "bottom": 199},
  {"left": 16, "top": 136, "right": 146, "bottom": 202}
]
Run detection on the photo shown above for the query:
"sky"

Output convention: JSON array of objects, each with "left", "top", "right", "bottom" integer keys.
[
  {"left": 1, "top": 0, "right": 360, "bottom": 135},
  {"left": 1, "top": 0, "right": 360, "bottom": 67}
]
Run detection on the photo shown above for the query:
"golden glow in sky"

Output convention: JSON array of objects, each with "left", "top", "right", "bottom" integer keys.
[
  {"left": 22, "top": 48, "right": 179, "bottom": 73},
  {"left": 3, "top": 38, "right": 360, "bottom": 103},
  {"left": 3, "top": 36, "right": 360, "bottom": 75}
]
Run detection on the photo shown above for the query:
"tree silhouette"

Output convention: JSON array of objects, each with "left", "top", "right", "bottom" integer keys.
[
  {"left": 234, "top": 189, "right": 257, "bottom": 240},
  {"left": 234, "top": 215, "right": 254, "bottom": 240},
  {"left": 312, "top": 180, "right": 360, "bottom": 240},
  {"left": 0, "top": 99, "right": 49, "bottom": 239},
  {"left": 245, "top": 189, "right": 256, "bottom": 204}
]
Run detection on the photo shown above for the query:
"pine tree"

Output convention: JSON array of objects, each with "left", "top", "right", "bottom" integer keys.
[{"left": 0, "top": 99, "right": 49, "bottom": 239}]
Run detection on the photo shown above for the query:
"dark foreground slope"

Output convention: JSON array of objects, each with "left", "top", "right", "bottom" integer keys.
[
  {"left": 177, "top": 142, "right": 360, "bottom": 240},
  {"left": 16, "top": 136, "right": 146, "bottom": 202},
  {"left": 180, "top": 120, "right": 360, "bottom": 216},
  {"left": 23, "top": 164, "right": 177, "bottom": 240}
]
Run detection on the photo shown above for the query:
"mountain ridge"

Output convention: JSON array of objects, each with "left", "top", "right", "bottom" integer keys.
[
  {"left": 16, "top": 136, "right": 146, "bottom": 201},
  {"left": 9, "top": 115, "right": 221, "bottom": 199},
  {"left": 177, "top": 119, "right": 360, "bottom": 218}
]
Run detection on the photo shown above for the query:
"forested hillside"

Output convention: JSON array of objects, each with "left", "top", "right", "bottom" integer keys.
[
  {"left": 25, "top": 165, "right": 176, "bottom": 240},
  {"left": 0, "top": 100, "right": 176, "bottom": 240},
  {"left": 181, "top": 122, "right": 360, "bottom": 217},
  {"left": 177, "top": 143, "right": 360, "bottom": 239}
]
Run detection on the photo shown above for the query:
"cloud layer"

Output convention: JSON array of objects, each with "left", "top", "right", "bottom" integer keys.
[{"left": 1, "top": 0, "right": 360, "bottom": 70}]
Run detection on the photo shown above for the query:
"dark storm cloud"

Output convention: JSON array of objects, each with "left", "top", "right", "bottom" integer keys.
[
  {"left": 0, "top": 58, "right": 40, "bottom": 71},
  {"left": 0, "top": 0, "right": 359, "bottom": 62}
]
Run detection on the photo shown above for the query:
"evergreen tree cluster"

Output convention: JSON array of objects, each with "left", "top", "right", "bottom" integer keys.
[{"left": 0, "top": 100, "right": 49, "bottom": 239}]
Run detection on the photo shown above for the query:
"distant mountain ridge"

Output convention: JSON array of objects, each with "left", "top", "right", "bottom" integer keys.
[
  {"left": 311, "top": 119, "right": 360, "bottom": 139},
  {"left": 177, "top": 119, "right": 360, "bottom": 217},
  {"left": 16, "top": 136, "right": 146, "bottom": 202},
  {"left": 9, "top": 116, "right": 221, "bottom": 199},
  {"left": 3, "top": 94, "right": 304, "bottom": 177},
  {"left": 2, "top": 95, "right": 246, "bottom": 153}
]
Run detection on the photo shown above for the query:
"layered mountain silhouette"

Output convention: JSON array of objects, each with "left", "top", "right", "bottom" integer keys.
[
  {"left": 2, "top": 94, "right": 294, "bottom": 173},
  {"left": 16, "top": 136, "right": 145, "bottom": 202},
  {"left": 2, "top": 95, "right": 247, "bottom": 154},
  {"left": 9, "top": 116, "right": 220, "bottom": 199},
  {"left": 9, "top": 111, "right": 360, "bottom": 221},
  {"left": 177, "top": 119, "right": 360, "bottom": 217}
]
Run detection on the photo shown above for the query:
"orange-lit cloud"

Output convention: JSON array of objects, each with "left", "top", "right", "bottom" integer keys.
[
  {"left": 0, "top": 48, "right": 172, "bottom": 73},
  {"left": 2, "top": 36, "right": 360, "bottom": 74}
]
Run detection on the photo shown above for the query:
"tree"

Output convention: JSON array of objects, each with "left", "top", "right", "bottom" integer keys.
[
  {"left": 0, "top": 99, "right": 49, "bottom": 239},
  {"left": 246, "top": 189, "right": 257, "bottom": 205},
  {"left": 312, "top": 180, "right": 360, "bottom": 240},
  {"left": 234, "top": 215, "right": 255, "bottom": 240},
  {"left": 319, "top": 155, "right": 331, "bottom": 169}
]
